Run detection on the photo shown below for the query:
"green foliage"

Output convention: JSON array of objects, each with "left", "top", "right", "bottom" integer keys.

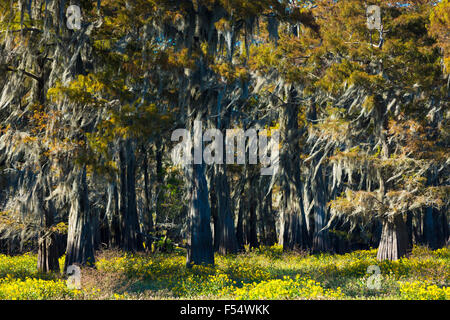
[
  {"left": 254, "top": 244, "right": 284, "bottom": 259},
  {"left": 153, "top": 237, "right": 175, "bottom": 254},
  {"left": 428, "top": 0, "right": 450, "bottom": 72}
]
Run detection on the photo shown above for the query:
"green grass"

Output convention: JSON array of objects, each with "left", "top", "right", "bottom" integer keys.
[{"left": 0, "top": 245, "right": 448, "bottom": 300}]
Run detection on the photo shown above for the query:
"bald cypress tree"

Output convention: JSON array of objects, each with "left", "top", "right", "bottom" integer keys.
[{"left": 309, "top": 0, "right": 449, "bottom": 260}]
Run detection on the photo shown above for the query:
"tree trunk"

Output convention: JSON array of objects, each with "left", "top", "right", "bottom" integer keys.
[
  {"left": 154, "top": 137, "right": 164, "bottom": 226},
  {"left": 37, "top": 231, "right": 60, "bottom": 273},
  {"left": 118, "top": 139, "right": 143, "bottom": 252},
  {"left": 424, "top": 207, "right": 449, "bottom": 249},
  {"left": 247, "top": 169, "right": 259, "bottom": 248},
  {"left": 307, "top": 99, "right": 329, "bottom": 252},
  {"left": 312, "top": 165, "right": 330, "bottom": 252},
  {"left": 377, "top": 215, "right": 410, "bottom": 261},
  {"left": 186, "top": 163, "right": 215, "bottom": 267},
  {"left": 258, "top": 175, "right": 276, "bottom": 245},
  {"left": 236, "top": 166, "right": 259, "bottom": 250},
  {"left": 142, "top": 144, "right": 153, "bottom": 233},
  {"left": 65, "top": 167, "right": 95, "bottom": 270},
  {"left": 125, "top": 139, "right": 142, "bottom": 250},
  {"left": 236, "top": 180, "right": 246, "bottom": 250},
  {"left": 208, "top": 168, "right": 220, "bottom": 251},
  {"left": 107, "top": 182, "right": 121, "bottom": 247},
  {"left": 278, "top": 87, "right": 308, "bottom": 250},
  {"left": 185, "top": 93, "right": 214, "bottom": 266},
  {"left": 37, "top": 177, "right": 59, "bottom": 273},
  {"left": 213, "top": 164, "right": 238, "bottom": 254}
]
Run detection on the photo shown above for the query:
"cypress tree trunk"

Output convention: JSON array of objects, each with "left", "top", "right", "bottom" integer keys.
[
  {"left": 423, "top": 207, "right": 448, "bottom": 249},
  {"left": 107, "top": 182, "right": 121, "bottom": 247},
  {"left": 118, "top": 139, "right": 143, "bottom": 252},
  {"left": 278, "top": 87, "right": 308, "bottom": 250},
  {"left": 183, "top": 4, "right": 223, "bottom": 266},
  {"left": 118, "top": 141, "right": 128, "bottom": 245},
  {"left": 440, "top": 211, "right": 449, "bottom": 247},
  {"left": 186, "top": 163, "right": 214, "bottom": 267},
  {"left": 204, "top": 82, "right": 238, "bottom": 255},
  {"left": 311, "top": 165, "right": 330, "bottom": 252},
  {"left": 236, "top": 179, "right": 247, "bottom": 250},
  {"left": 257, "top": 175, "right": 276, "bottom": 245},
  {"left": 142, "top": 145, "right": 153, "bottom": 234},
  {"left": 308, "top": 99, "right": 329, "bottom": 252},
  {"left": 213, "top": 165, "right": 238, "bottom": 255},
  {"left": 65, "top": 167, "right": 95, "bottom": 270},
  {"left": 37, "top": 200, "right": 59, "bottom": 273},
  {"left": 185, "top": 89, "right": 214, "bottom": 266},
  {"left": 236, "top": 166, "right": 259, "bottom": 250},
  {"left": 154, "top": 137, "right": 164, "bottom": 225},
  {"left": 406, "top": 212, "right": 413, "bottom": 250},
  {"left": 248, "top": 197, "right": 259, "bottom": 249},
  {"left": 208, "top": 168, "right": 219, "bottom": 250},
  {"left": 373, "top": 94, "right": 411, "bottom": 261},
  {"left": 37, "top": 231, "right": 60, "bottom": 273},
  {"left": 125, "top": 139, "right": 142, "bottom": 250},
  {"left": 377, "top": 215, "right": 410, "bottom": 261},
  {"left": 97, "top": 204, "right": 110, "bottom": 250},
  {"left": 423, "top": 171, "right": 439, "bottom": 249},
  {"left": 32, "top": 170, "right": 59, "bottom": 273},
  {"left": 247, "top": 169, "right": 259, "bottom": 248},
  {"left": 27, "top": 8, "right": 59, "bottom": 273},
  {"left": 303, "top": 179, "right": 315, "bottom": 245},
  {"left": 263, "top": 195, "right": 276, "bottom": 246}
]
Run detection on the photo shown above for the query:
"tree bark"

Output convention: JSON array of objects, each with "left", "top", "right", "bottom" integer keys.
[
  {"left": 214, "top": 165, "right": 238, "bottom": 254},
  {"left": 236, "top": 179, "right": 247, "bottom": 250},
  {"left": 307, "top": 99, "right": 329, "bottom": 252},
  {"left": 311, "top": 163, "right": 330, "bottom": 252},
  {"left": 37, "top": 231, "right": 60, "bottom": 273},
  {"left": 377, "top": 215, "right": 410, "bottom": 261},
  {"left": 258, "top": 175, "right": 276, "bottom": 245},
  {"left": 208, "top": 168, "right": 219, "bottom": 250},
  {"left": 142, "top": 144, "right": 153, "bottom": 233},
  {"left": 278, "top": 87, "right": 308, "bottom": 250},
  {"left": 107, "top": 182, "right": 121, "bottom": 247},
  {"left": 118, "top": 139, "right": 143, "bottom": 252},
  {"left": 186, "top": 163, "right": 215, "bottom": 267},
  {"left": 154, "top": 137, "right": 164, "bottom": 226},
  {"left": 247, "top": 169, "right": 259, "bottom": 248},
  {"left": 65, "top": 167, "right": 95, "bottom": 270},
  {"left": 37, "top": 176, "right": 59, "bottom": 273}
]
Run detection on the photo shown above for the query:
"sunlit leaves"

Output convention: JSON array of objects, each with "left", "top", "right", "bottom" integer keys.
[{"left": 428, "top": 0, "right": 450, "bottom": 72}]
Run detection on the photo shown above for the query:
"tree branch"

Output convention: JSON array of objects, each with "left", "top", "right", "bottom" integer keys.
[{"left": 6, "top": 67, "right": 41, "bottom": 82}]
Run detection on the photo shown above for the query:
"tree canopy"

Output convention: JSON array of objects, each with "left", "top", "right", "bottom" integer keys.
[{"left": 0, "top": 0, "right": 448, "bottom": 273}]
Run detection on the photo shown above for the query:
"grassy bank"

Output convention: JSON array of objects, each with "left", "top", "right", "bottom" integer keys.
[{"left": 0, "top": 246, "right": 448, "bottom": 300}]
